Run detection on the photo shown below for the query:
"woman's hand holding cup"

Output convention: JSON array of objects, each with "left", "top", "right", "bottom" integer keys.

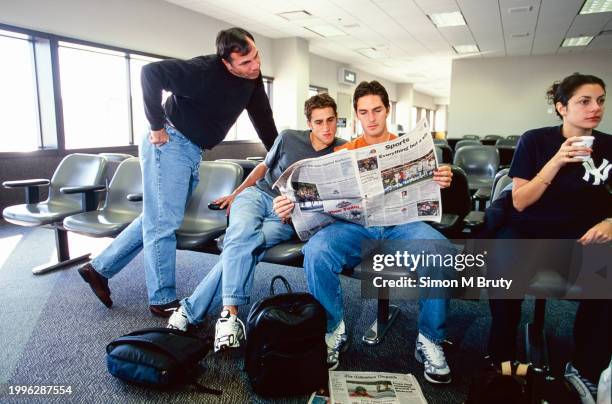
[{"left": 555, "top": 136, "right": 593, "bottom": 166}]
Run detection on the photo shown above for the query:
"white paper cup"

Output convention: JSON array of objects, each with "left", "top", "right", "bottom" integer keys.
[{"left": 572, "top": 135, "right": 594, "bottom": 161}]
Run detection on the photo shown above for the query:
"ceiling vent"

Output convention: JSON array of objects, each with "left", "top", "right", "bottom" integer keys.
[
  {"left": 277, "top": 10, "right": 312, "bottom": 21},
  {"left": 510, "top": 32, "right": 530, "bottom": 38},
  {"left": 508, "top": 6, "right": 533, "bottom": 13}
]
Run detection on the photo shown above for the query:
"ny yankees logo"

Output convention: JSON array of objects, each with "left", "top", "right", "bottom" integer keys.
[{"left": 582, "top": 158, "right": 611, "bottom": 185}]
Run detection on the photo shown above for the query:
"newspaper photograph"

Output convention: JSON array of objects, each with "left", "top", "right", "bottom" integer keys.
[
  {"left": 273, "top": 118, "right": 442, "bottom": 240},
  {"left": 328, "top": 371, "right": 427, "bottom": 404}
]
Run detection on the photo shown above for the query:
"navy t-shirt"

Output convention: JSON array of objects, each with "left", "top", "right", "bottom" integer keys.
[
  {"left": 255, "top": 129, "right": 346, "bottom": 197},
  {"left": 508, "top": 126, "right": 611, "bottom": 229}
]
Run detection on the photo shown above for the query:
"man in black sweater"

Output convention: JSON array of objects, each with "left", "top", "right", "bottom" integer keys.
[{"left": 78, "top": 28, "right": 278, "bottom": 317}]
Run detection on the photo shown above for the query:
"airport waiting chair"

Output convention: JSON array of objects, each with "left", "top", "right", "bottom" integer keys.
[
  {"left": 215, "top": 167, "right": 479, "bottom": 345},
  {"left": 437, "top": 144, "right": 453, "bottom": 164},
  {"left": 482, "top": 135, "right": 503, "bottom": 146},
  {"left": 246, "top": 156, "right": 265, "bottom": 162},
  {"left": 175, "top": 161, "right": 243, "bottom": 250},
  {"left": 98, "top": 153, "right": 133, "bottom": 162},
  {"left": 495, "top": 137, "right": 518, "bottom": 147},
  {"left": 453, "top": 145, "right": 500, "bottom": 211},
  {"left": 454, "top": 139, "right": 482, "bottom": 152},
  {"left": 429, "top": 166, "right": 475, "bottom": 238},
  {"left": 462, "top": 134, "right": 480, "bottom": 140},
  {"left": 2, "top": 154, "right": 107, "bottom": 274},
  {"left": 495, "top": 139, "right": 517, "bottom": 168},
  {"left": 62, "top": 157, "right": 142, "bottom": 238},
  {"left": 216, "top": 158, "right": 260, "bottom": 181}
]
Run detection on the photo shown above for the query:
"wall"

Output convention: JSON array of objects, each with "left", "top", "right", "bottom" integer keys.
[
  {"left": 272, "top": 38, "right": 310, "bottom": 131},
  {"left": 309, "top": 54, "right": 398, "bottom": 101},
  {"left": 413, "top": 91, "right": 437, "bottom": 110},
  {"left": 448, "top": 53, "right": 612, "bottom": 138}
]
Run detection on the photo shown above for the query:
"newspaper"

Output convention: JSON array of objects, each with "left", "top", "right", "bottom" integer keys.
[
  {"left": 273, "top": 118, "right": 441, "bottom": 240},
  {"left": 328, "top": 371, "right": 427, "bottom": 404}
]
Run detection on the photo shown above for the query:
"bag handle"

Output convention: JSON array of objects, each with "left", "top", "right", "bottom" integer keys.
[{"left": 270, "top": 275, "right": 292, "bottom": 295}]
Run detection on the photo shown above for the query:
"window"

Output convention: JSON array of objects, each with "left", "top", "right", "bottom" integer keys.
[
  {"left": 0, "top": 30, "right": 40, "bottom": 152},
  {"left": 130, "top": 54, "right": 166, "bottom": 144},
  {"left": 0, "top": 24, "right": 170, "bottom": 154},
  {"left": 410, "top": 106, "right": 418, "bottom": 129},
  {"left": 225, "top": 77, "right": 273, "bottom": 141},
  {"left": 59, "top": 42, "right": 131, "bottom": 149},
  {"left": 435, "top": 108, "right": 447, "bottom": 132}
]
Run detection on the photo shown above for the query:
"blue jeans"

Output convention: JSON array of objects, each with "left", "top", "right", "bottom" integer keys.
[
  {"left": 302, "top": 221, "right": 453, "bottom": 343},
  {"left": 181, "top": 187, "right": 295, "bottom": 324},
  {"left": 91, "top": 125, "right": 201, "bottom": 305}
]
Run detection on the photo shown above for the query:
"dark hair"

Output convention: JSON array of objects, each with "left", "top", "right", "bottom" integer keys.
[
  {"left": 304, "top": 93, "right": 337, "bottom": 121},
  {"left": 353, "top": 80, "right": 390, "bottom": 111},
  {"left": 216, "top": 27, "right": 255, "bottom": 62},
  {"left": 547, "top": 73, "right": 606, "bottom": 119}
]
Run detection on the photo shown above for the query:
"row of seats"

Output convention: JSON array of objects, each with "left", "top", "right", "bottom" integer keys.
[
  {"left": 1, "top": 153, "right": 504, "bottom": 346},
  {"left": 2, "top": 153, "right": 243, "bottom": 274}
]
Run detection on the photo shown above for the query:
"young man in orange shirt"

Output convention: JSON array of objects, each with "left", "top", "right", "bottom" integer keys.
[{"left": 274, "top": 81, "right": 454, "bottom": 382}]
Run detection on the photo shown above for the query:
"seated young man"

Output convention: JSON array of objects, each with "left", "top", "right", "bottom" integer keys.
[
  {"left": 273, "top": 81, "right": 455, "bottom": 382},
  {"left": 167, "top": 93, "right": 346, "bottom": 352}
]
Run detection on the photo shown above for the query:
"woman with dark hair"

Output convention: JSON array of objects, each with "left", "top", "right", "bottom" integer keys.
[{"left": 488, "top": 73, "right": 611, "bottom": 403}]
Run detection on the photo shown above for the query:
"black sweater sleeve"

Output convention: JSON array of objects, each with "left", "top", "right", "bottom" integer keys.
[
  {"left": 141, "top": 58, "right": 203, "bottom": 131},
  {"left": 246, "top": 76, "right": 278, "bottom": 150}
]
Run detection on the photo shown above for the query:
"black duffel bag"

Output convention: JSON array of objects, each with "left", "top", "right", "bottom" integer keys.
[
  {"left": 106, "top": 327, "right": 221, "bottom": 395},
  {"left": 245, "top": 275, "right": 328, "bottom": 397}
]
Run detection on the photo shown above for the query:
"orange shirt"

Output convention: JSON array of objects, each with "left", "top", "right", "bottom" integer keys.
[{"left": 334, "top": 133, "right": 398, "bottom": 151}]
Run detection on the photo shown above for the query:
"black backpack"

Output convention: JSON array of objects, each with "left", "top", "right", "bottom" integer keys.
[
  {"left": 106, "top": 327, "right": 221, "bottom": 395},
  {"left": 245, "top": 276, "right": 328, "bottom": 397}
]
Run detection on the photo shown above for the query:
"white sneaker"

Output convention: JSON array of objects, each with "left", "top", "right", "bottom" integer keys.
[
  {"left": 414, "top": 333, "right": 451, "bottom": 384},
  {"left": 325, "top": 320, "right": 348, "bottom": 370},
  {"left": 166, "top": 305, "right": 189, "bottom": 332},
  {"left": 565, "top": 362, "right": 597, "bottom": 404},
  {"left": 214, "top": 310, "right": 245, "bottom": 352}
]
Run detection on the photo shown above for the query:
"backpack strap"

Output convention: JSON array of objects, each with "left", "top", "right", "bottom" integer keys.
[
  {"left": 270, "top": 275, "right": 292, "bottom": 295},
  {"left": 191, "top": 382, "right": 223, "bottom": 396}
]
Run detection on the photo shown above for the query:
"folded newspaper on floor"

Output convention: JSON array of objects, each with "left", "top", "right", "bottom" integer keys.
[
  {"left": 273, "top": 118, "right": 441, "bottom": 240},
  {"left": 328, "top": 371, "right": 427, "bottom": 404}
]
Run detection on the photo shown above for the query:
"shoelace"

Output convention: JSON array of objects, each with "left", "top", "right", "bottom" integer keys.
[
  {"left": 332, "top": 332, "right": 344, "bottom": 350},
  {"left": 420, "top": 340, "right": 445, "bottom": 366},
  {"left": 578, "top": 375, "right": 598, "bottom": 397},
  {"left": 217, "top": 316, "right": 246, "bottom": 341}
]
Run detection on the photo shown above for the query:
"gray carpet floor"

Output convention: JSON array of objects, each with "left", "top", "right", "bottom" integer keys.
[{"left": 0, "top": 222, "right": 579, "bottom": 403}]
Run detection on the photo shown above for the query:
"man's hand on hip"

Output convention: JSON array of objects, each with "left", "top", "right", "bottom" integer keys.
[{"left": 149, "top": 128, "right": 169, "bottom": 146}]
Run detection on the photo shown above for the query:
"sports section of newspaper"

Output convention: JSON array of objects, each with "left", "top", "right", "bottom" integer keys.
[
  {"left": 273, "top": 119, "right": 441, "bottom": 240},
  {"left": 329, "top": 371, "right": 427, "bottom": 404}
]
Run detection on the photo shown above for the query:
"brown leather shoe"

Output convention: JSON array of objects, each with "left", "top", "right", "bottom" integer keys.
[
  {"left": 78, "top": 263, "right": 112, "bottom": 308},
  {"left": 149, "top": 300, "right": 180, "bottom": 317}
]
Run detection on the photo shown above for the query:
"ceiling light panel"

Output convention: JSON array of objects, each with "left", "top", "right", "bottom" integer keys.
[
  {"left": 356, "top": 48, "right": 387, "bottom": 59},
  {"left": 579, "top": 0, "right": 612, "bottom": 14},
  {"left": 303, "top": 25, "right": 347, "bottom": 37},
  {"left": 561, "top": 36, "right": 594, "bottom": 46},
  {"left": 428, "top": 11, "right": 467, "bottom": 27},
  {"left": 453, "top": 44, "right": 480, "bottom": 53}
]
